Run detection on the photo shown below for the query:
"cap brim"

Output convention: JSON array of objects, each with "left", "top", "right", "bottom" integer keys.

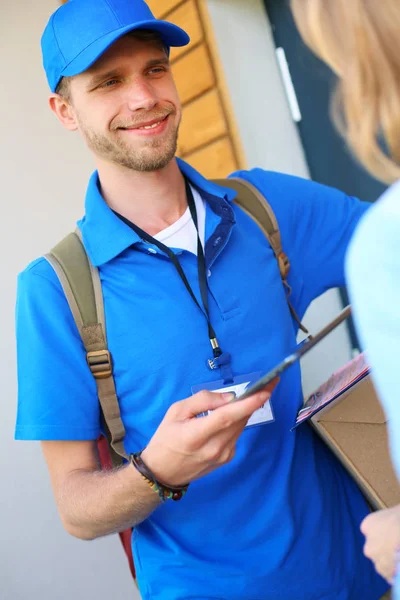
[{"left": 60, "top": 20, "right": 190, "bottom": 81}]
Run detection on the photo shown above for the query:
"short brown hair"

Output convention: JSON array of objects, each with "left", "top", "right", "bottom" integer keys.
[
  {"left": 55, "top": 29, "right": 168, "bottom": 101},
  {"left": 129, "top": 29, "right": 168, "bottom": 54},
  {"left": 56, "top": 76, "right": 72, "bottom": 100}
]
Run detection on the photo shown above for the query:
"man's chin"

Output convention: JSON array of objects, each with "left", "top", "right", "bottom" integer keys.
[
  {"left": 133, "top": 154, "right": 176, "bottom": 173},
  {"left": 110, "top": 149, "right": 176, "bottom": 173}
]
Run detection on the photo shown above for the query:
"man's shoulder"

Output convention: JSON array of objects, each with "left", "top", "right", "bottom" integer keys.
[
  {"left": 228, "top": 167, "right": 365, "bottom": 223},
  {"left": 16, "top": 251, "right": 79, "bottom": 350},
  {"left": 227, "top": 168, "right": 340, "bottom": 215},
  {"left": 227, "top": 168, "right": 343, "bottom": 227},
  {"left": 19, "top": 255, "right": 59, "bottom": 284},
  {"left": 17, "top": 255, "right": 65, "bottom": 306},
  {"left": 229, "top": 168, "right": 318, "bottom": 196},
  {"left": 21, "top": 256, "right": 51, "bottom": 275}
]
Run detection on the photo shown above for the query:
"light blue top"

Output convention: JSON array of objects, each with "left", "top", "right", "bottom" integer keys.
[
  {"left": 15, "top": 159, "right": 388, "bottom": 600},
  {"left": 346, "top": 180, "right": 400, "bottom": 599}
]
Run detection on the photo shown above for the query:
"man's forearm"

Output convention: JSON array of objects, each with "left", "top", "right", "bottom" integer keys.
[{"left": 59, "top": 462, "right": 161, "bottom": 540}]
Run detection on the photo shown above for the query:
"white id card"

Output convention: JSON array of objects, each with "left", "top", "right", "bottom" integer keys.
[{"left": 192, "top": 373, "right": 275, "bottom": 428}]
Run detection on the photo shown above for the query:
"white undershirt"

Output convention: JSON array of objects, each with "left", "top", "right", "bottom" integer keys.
[{"left": 154, "top": 185, "right": 206, "bottom": 254}]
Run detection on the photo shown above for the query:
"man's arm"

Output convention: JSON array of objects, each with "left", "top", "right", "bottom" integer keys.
[
  {"left": 41, "top": 386, "right": 275, "bottom": 540},
  {"left": 231, "top": 168, "right": 370, "bottom": 315},
  {"left": 41, "top": 439, "right": 160, "bottom": 540}
]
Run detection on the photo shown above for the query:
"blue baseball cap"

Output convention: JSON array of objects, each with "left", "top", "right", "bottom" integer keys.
[{"left": 41, "top": 0, "right": 190, "bottom": 92}]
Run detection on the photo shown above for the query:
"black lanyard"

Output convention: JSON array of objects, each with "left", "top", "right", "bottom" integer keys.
[{"left": 114, "top": 179, "right": 223, "bottom": 360}]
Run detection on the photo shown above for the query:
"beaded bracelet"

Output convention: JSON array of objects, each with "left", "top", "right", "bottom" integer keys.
[{"left": 130, "top": 451, "right": 189, "bottom": 502}]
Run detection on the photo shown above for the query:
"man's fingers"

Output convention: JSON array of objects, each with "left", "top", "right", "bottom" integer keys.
[
  {"left": 204, "top": 388, "right": 273, "bottom": 434},
  {"left": 172, "top": 389, "right": 237, "bottom": 420},
  {"left": 262, "top": 377, "right": 280, "bottom": 394},
  {"left": 170, "top": 376, "right": 279, "bottom": 442},
  {"left": 235, "top": 377, "right": 280, "bottom": 401}
]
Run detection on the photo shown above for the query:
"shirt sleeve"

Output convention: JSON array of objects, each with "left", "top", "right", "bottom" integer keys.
[
  {"left": 15, "top": 257, "right": 101, "bottom": 441},
  {"left": 231, "top": 168, "right": 370, "bottom": 316},
  {"left": 345, "top": 182, "right": 400, "bottom": 480}
]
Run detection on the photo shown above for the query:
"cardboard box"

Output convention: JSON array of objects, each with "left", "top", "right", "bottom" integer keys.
[{"left": 309, "top": 373, "right": 400, "bottom": 510}]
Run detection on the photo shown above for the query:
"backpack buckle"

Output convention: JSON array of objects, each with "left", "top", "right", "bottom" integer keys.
[
  {"left": 278, "top": 252, "right": 290, "bottom": 280},
  {"left": 87, "top": 350, "right": 113, "bottom": 379}
]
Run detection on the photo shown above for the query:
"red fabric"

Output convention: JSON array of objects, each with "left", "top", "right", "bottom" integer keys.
[{"left": 97, "top": 436, "right": 136, "bottom": 580}]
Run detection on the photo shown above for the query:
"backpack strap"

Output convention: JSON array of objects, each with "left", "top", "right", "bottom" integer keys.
[
  {"left": 44, "top": 229, "right": 127, "bottom": 468},
  {"left": 212, "top": 177, "right": 309, "bottom": 334}
]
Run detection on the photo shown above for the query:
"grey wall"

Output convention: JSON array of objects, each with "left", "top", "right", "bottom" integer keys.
[
  {"left": 207, "top": 0, "right": 353, "bottom": 396},
  {"left": 1, "top": 1, "right": 139, "bottom": 598}
]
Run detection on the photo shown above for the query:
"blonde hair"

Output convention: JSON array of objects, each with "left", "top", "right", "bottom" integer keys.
[{"left": 291, "top": 0, "right": 400, "bottom": 183}]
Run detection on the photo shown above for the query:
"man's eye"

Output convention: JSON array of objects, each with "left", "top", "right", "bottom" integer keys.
[
  {"left": 101, "top": 79, "right": 119, "bottom": 88},
  {"left": 148, "top": 67, "right": 166, "bottom": 75}
]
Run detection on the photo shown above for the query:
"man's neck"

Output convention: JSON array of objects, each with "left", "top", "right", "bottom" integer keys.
[{"left": 97, "top": 158, "right": 188, "bottom": 236}]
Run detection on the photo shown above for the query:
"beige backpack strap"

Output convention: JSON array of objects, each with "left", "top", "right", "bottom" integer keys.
[
  {"left": 44, "top": 229, "right": 127, "bottom": 468},
  {"left": 213, "top": 177, "right": 309, "bottom": 335}
]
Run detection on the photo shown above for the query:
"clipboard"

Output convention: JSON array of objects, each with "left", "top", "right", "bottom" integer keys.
[{"left": 235, "top": 305, "right": 351, "bottom": 401}]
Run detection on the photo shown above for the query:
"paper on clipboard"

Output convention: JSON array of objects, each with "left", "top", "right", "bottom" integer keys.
[{"left": 293, "top": 352, "right": 371, "bottom": 429}]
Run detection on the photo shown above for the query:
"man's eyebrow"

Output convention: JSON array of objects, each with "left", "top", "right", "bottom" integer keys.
[
  {"left": 86, "top": 57, "right": 170, "bottom": 89},
  {"left": 144, "top": 57, "right": 170, "bottom": 69},
  {"left": 86, "top": 69, "right": 121, "bottom": 89}
]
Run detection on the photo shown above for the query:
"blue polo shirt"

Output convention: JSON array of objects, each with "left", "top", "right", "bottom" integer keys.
[{"left": 15, "top": 159, "right": 388, "bottom": 600}]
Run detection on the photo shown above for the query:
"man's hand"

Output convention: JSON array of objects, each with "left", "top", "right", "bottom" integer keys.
[
  {"left": 142, "top": 381, "right": 278, "bottom": 487},
  {"left": 41, "top": 379, "right": 277, "bottom": 540},
  {"left": 361, "top": 504, "right": 400, "bottom": 584}
]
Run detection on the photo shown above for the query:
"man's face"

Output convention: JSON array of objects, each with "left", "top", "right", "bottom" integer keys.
[{"left": 67, "top": 34, "right": 181, "bottom": 172}]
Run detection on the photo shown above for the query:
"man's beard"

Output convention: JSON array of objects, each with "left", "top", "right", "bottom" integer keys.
[{"left": 77, "top": 107, "right": 180, "bottom": 172}]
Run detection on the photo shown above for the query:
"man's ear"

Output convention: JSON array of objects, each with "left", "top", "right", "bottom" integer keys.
[{"left": 49, "top": 94, "right": 78, "bottom": 131}]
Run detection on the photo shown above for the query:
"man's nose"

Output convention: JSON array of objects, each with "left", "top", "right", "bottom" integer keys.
[{"left": 126, "top": 79, "right": 158, "bottom": 112}]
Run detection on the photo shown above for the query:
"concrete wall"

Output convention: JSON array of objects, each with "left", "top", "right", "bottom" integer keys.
[
  {"left": 1, "top": 1, "right": 139, "bottom": 598},
  {"left": 206, "top": 0, "right": 353, "bottom": 396}
]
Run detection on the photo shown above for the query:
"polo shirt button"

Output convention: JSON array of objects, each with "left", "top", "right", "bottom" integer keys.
[
  {"left": 147, "top": 248, "right": 157, "bottom": 254},
  {"left": 207, "top": 270, "right": 211, "bottom": 278}
]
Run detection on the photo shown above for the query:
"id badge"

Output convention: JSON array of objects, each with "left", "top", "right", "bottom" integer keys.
[{"left": 192, "top": 372, "right": 275, "bottom": 428}]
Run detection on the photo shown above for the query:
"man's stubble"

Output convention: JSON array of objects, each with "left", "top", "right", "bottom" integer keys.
[{"left": 76, "top": 109, "right": 180, "bottom": 172}]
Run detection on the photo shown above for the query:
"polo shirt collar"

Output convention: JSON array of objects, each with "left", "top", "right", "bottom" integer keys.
[{"left": 78, "top": 158, "right": 237, "bottom": 267}]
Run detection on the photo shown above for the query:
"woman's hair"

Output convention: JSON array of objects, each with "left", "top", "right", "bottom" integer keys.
[{"left": 291, "top": 0, "right": 400, "bottom": 183}]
